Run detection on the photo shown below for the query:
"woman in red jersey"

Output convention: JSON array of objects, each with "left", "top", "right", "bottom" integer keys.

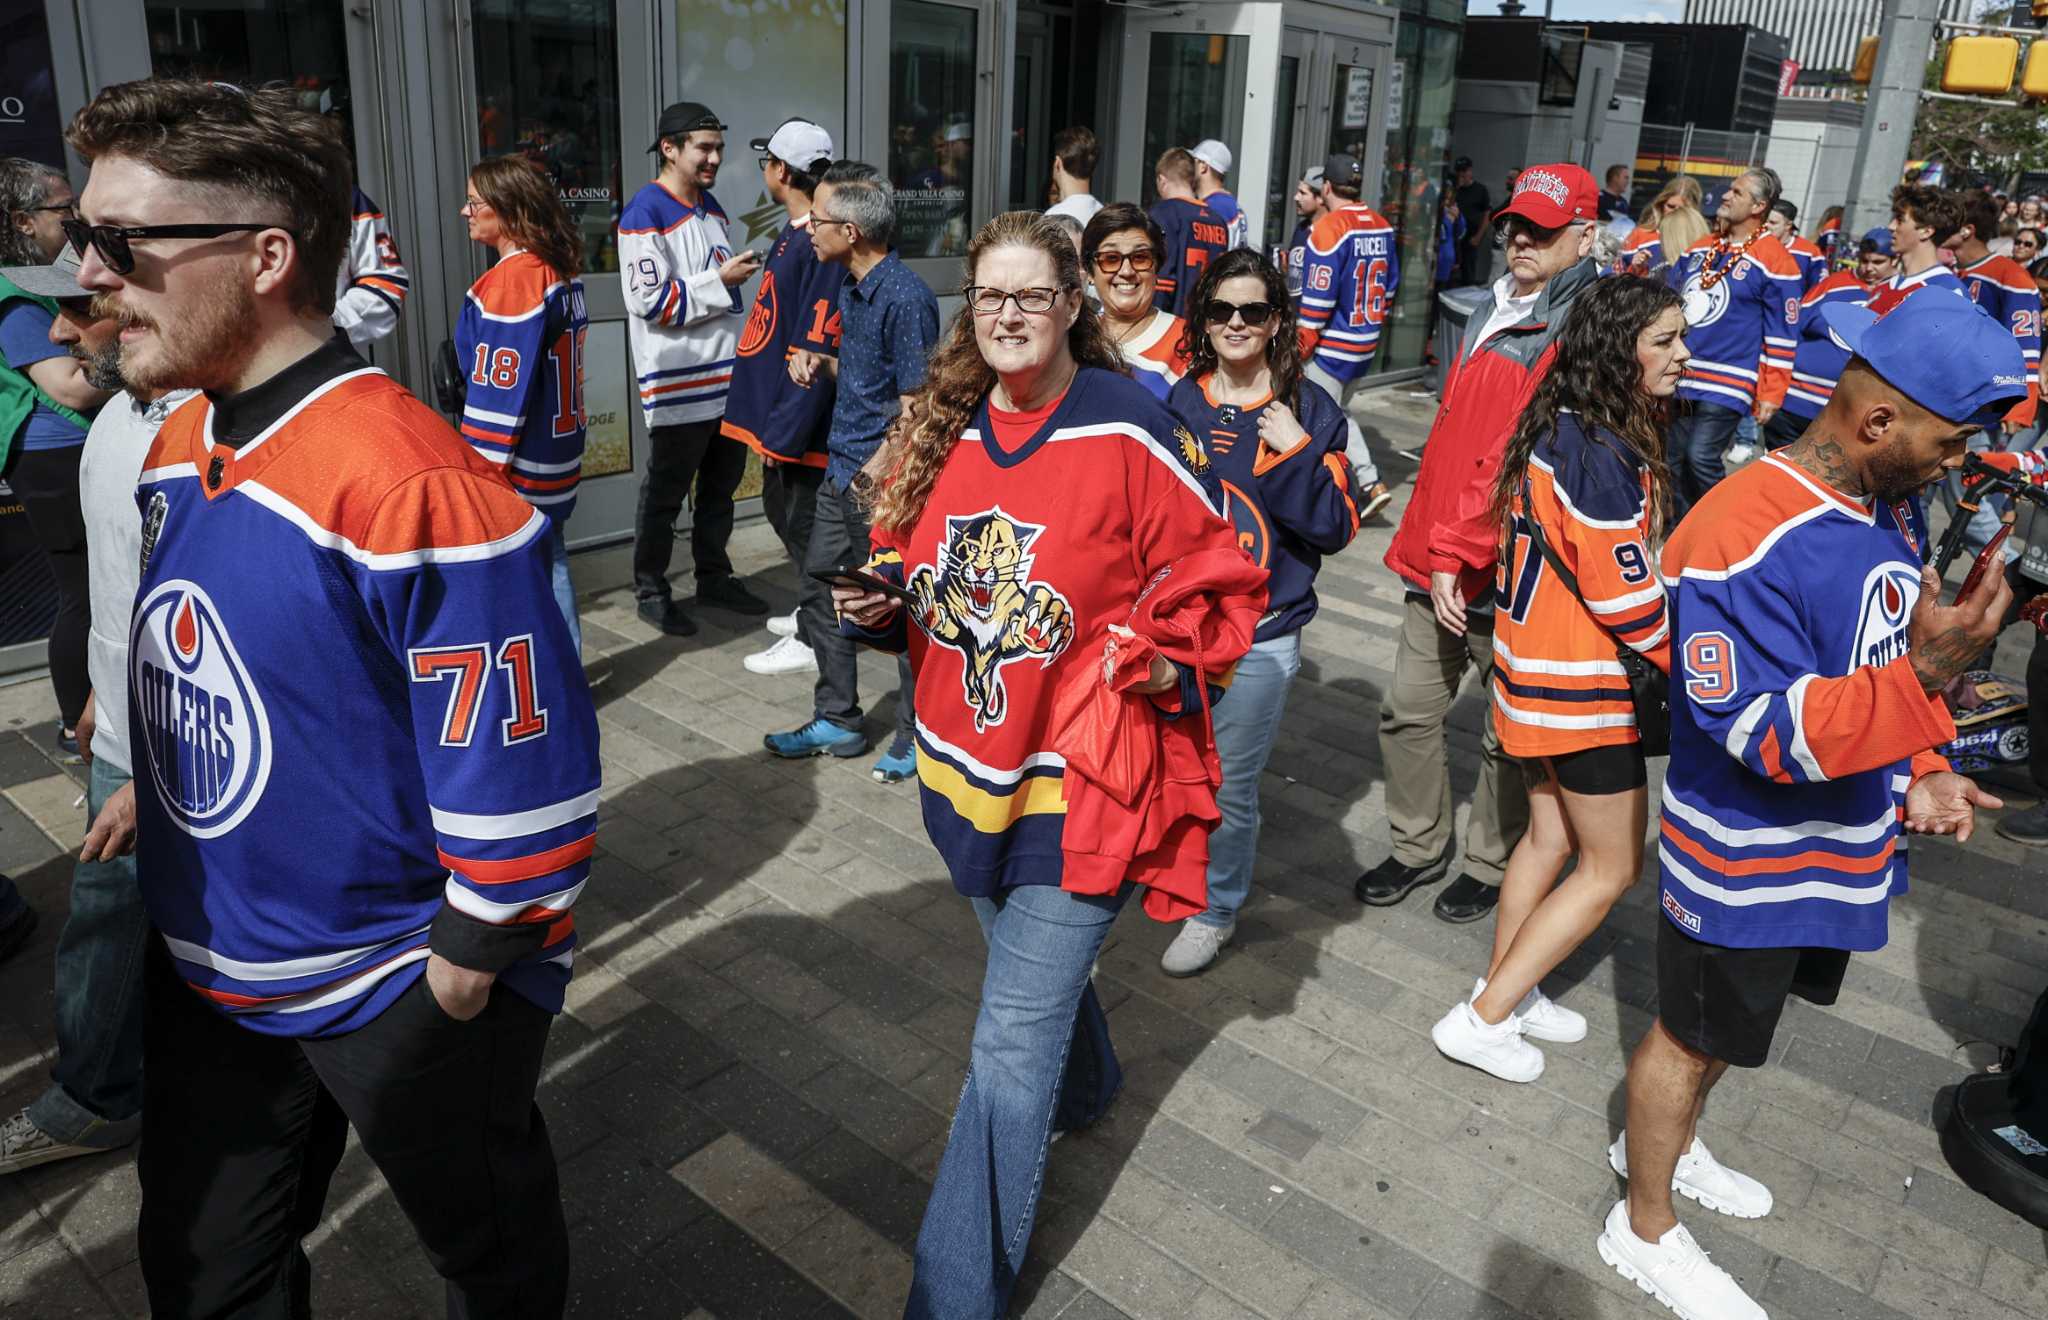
[
  {"left": 835, "top": 211, "right": 1256, "bottom": 1319},
  {"left": 1430, "top": 276, "right": 1682, "bottom": 1084}
]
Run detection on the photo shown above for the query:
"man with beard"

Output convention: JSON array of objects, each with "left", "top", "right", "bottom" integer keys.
[
  {"left": 66, "top": 79, "right": 597, "bottom": 1316},
  {"left": 1598, "top": 293, "right": 2020, "bottom": 1320},
  {"left": 0, "top": 242, "right": 187, "bottom": 1177}
]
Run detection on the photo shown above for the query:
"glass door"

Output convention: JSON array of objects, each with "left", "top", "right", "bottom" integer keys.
[{"left": 1265, "top": 28, "right": 1313, "bottom": 277}]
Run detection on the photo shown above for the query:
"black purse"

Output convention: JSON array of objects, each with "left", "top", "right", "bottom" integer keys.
[{"left": 1518, "top": 479, "right": 1672, "bottom": 758}]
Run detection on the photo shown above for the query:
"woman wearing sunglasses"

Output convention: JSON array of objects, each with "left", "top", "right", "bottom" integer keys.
[
  {"left": 832, "top": 211, "right": 1259, "bottom": 1318},
  {"left": 1080, "top": 201, "right": 1188, "bottom": 401},
  {"left": 1429, "top": 275, "right": 1681, "bottom": 1084},
  {"left": 1157, "top": 248, "right": 1360, "bottom": 976}
]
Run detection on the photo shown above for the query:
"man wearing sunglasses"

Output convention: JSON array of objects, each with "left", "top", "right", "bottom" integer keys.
[
  {"left": 1362, "top": 163, "right": 1600, "bottom": 926},
  {"left": 68, "top": 79, "right": 597, "bottom": 1316}
]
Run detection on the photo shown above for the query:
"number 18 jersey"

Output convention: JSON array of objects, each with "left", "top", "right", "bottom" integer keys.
[
  {"left": 455, "top": 251, "right": 589, "bottom": 523},
  {"left": 1298, "top": 202, "right": 1400, "bottom": 386}
]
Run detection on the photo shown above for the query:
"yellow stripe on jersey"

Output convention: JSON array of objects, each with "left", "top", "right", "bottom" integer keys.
[{"left": 915, "top": 748, "right": 1069, "bottom": 833}]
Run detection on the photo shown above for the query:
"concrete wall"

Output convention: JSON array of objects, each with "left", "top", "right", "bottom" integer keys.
[{"left": 1766, "top": 103, "right": 1863, "bottom": 230}]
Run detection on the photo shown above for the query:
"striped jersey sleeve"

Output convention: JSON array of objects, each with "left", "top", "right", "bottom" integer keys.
[
  {"left": 453, "top": 255, "right": 590, "bottom": 519},
  {"left": 332, "top": 187, "right": 409, "bottom": 347},
  {"left": 1619, "top": 227, "right": 1660, "bottom": 276},
  {"left": 1961, "top": 255, "right": 2042, "bottom": 428},
  {"left": 1297, "top": 205, "right": 1400, "bottom": 385}
]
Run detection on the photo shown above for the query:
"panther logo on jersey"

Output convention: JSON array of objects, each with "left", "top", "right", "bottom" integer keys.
[
  {"left": 1681, "top": 267, "right": 1732, "bottom": 329},
  {"left": 909, "top": 507, "right": 1075, "bottom": 730},
  {"left": 130, "top": 580, "right": 273, "bottom": 839},
  {"left": 1850, "top": 561, "right": 1921, "bottom": 669}
]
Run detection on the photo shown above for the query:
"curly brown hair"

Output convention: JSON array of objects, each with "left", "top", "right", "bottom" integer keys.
[
  {"left": 1489, "top": 275, "right": 1680, "bottom": 538},
  {"left": 471, "top": 155, "right": 584, "bottom": 279},
  {"left": 1175, "top": 247, "right": 1307, "bottom": 411},
  {"left": 869, "top": 210, "right": 1126, "bottom": 533}
]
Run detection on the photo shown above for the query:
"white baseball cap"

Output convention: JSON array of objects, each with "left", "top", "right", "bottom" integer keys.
[
  {"left": 1190, "top": 140, "right": 1232, "bottom": 175},
  {"left": 751, "top": 118, "right": 836, "bottom": 172},
  {"left": 943, "top": 117, "right": 974, "bottom": 143}
]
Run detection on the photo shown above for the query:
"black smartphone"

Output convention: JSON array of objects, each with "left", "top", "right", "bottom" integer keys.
[{"left": 809, "top": 566, "right": 918, "bottom": 608}]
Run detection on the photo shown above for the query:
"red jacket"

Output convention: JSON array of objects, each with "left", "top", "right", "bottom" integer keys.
[
  {"left": 1055, "top": 546, "right": 1267, "bottom": 920},
  {"left": 1385, "top": 259, "right": 1598, "bottom": 602}
]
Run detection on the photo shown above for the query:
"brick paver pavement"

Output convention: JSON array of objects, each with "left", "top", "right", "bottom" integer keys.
[{"left": 1, "top": 391, "right": 2045, "bottom": 1319}]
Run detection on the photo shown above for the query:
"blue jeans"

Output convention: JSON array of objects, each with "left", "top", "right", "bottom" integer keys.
[
  {"left": 1669, "top": 401, "right": 1745, "bottom": 515},
  {"left": 546, "top": 522, "right": 582, "bottom": 657},
  {"left": 906, "top": 882, "right": 1131, "bottom": 1320},
  {"left": 1198, "top": 631, "right": 1301, "bottom": 928},
  {"left": 29, "top": 757, "right": 147, "bottom": 1144},
  {"left": 1934, "top": 425, "right": 2009, "bottom": 562}
]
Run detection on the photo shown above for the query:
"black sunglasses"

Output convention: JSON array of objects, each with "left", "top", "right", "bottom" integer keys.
[
  {"left": 1202, "top": 298, "right": 1276, "bottom": 327},
  {"left": 61, "top": 218, "right": 294, "bottom": 277}
]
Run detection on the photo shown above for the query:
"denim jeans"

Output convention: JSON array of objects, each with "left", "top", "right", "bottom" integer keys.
[
  {"left": 544, "top": 523, "right": 581, "bottom": 658},
  {"left": 1668, "top": 401, "right": 1745, "bottom": 515},
  {"left": 905, "top": 882, "right": 1131, "bottom": 1320},
  {"left": 28, "top": 757, "right": 147, "bottom": 1144},
  {"left": 1933, "top": 425, "right": 2008, "bottom": 563},
  {"left": 1198, "top": 631, "right": 1301, "bottom": 928}
]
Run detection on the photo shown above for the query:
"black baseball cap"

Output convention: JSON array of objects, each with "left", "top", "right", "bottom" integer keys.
[
  {"left": 648, "top": 101, "right": 725, "bottom": 152},
  {"left": 1454, "top": 156, "right": 1474, "bottom": 171},
  {"left": 1322, "top": 154, "right": 1363, "bottom": 188}
]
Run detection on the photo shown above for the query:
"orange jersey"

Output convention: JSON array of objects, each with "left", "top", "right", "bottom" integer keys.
[{"left": 1493, "top": 413, "right": 1671, "bottom": 757}]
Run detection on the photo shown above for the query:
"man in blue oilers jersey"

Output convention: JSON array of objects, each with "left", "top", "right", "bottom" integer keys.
[{"left": 70, "top": 79, "right": 597, "bottom": 1317}]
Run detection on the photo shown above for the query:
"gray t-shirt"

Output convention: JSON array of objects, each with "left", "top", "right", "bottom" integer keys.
[{"left": 80, "top": 389, "right": 195, "bottom": 774}]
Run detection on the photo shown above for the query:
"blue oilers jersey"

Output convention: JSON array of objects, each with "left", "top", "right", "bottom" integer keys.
[
  {"left": 1668, "top": 234, "right": 1802, "bottom": 413},
  {"left": 1658, "top": 454, "right": 1953, "bottom": 952},
  {"left": 1298, "top": 204, "right": 1401, "bottom": 385},
  {"left": 1148, "top": 198, "right": 1230, "bottom": 319},
  {"left": 1203, "top": 190, "right": 1251, "bottom": 250},
  {"left": 1782, "top": 271, "right": 1873, "bottom": 421},
  {"left": 721, "top": 215, "right": 840, "bottom": 467},
  {"left": 1166, "top": 373, "right": 1357, "bottom": 641},
  {"left": 129, "top": 373, "right": 600, "bottom": 1038},
  {"left": 1958, "top": 253, "right": 2043, "bottom": 427},
  {"left": 455, "top": 252, "right": 589, "bottom": 522}
]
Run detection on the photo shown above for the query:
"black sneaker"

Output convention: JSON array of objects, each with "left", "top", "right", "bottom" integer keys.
[
  {"left": 697, "top": 575, "right": 769, "bottom": 616},
  {"left": 637, "top": 598, "right": 699, "bottom": 637},
  {"left": 1433, "top": 873, "right": 1500, "bottom": 924},
  {"left": 55, "top": 724, "right": 77, "bottom": 757},
  {"left": 1996, "top": 801, "right": 2048, "bottom": 847},
  {"left": 0, "top": 903, "right": 39, "bottom": 968},
  {"left": 1354, "top": 844, "right": 1453, "bottom": 906}
]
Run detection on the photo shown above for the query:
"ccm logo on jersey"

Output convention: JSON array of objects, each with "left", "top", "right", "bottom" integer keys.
[
  {"left": 131, "top": 581, "right": 274, "bottom": 839},
  {"left": 1851, "top": 562, "right": 1921, "bottom": 669}
]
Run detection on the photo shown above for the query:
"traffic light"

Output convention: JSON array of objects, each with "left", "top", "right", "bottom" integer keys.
[
  {"left": 1943, "top": 35, "right": 2021, "bottom": 94},
  {"left": 2036, "top": 0, "right": 2048, "bottom": 21},
  {"left": 2026, "top": 40, "right": 2048, "bottom": 98},
  {"left": 1853, "top": 35, "right": 1878, "bottom": 85}
]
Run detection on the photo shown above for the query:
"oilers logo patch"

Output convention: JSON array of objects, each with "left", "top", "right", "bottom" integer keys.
[
  {"left": 1850, "top": 561, "right": 1920, "bottom": 669},
  {"left": 1680, "top": 268, "right": 1731, "bottom": 328},
  {"left": 909, "top": 507, "right": 1075, "bottom": 730},
  {"left": 130, "top": 581, "right": 273, "bottom": 838}
]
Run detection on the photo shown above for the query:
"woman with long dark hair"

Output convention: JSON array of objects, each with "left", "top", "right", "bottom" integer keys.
[
  {"left": 455, "top": 155, "right": 590, "bottom": 648},
  {"left": 1157, "top": 248, "right": 1358, "bottom": 975},
  {"left": 1429, "top": 276, "right": 1683, "bottom": 1085},
  {"left": 833, "top": 211, "right": 1259, "bottom": 1317}
]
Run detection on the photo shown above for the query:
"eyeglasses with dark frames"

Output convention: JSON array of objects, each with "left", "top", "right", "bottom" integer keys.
[
  {"left": 61, "top": 218, "right": 298, "bottom": 277},
  {"left": 963, "top": 285, "right": 1068, "bottom": 315},
  {"left": 1202, "top": 298, "right": 1276, "bottom": 327}
]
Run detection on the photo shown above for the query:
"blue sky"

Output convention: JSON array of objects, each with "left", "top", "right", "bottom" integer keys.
[{"left": 1465, "top": 0, "right": 1685, "bottom": 19}]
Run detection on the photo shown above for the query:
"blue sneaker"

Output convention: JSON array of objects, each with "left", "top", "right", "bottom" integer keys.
[
  {"left": 872, "top": 735, "right": 917, "bottom": 783},
  {"left": 764, "top": 719, "right": 869, "bottom": 759}
]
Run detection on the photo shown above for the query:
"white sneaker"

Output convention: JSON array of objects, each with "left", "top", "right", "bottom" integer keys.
[
  {"left": 1474, "top": 976, "right": 1587, "bottom": 1044},
  {"left": 1160, "top": 920, "right": 1233, "bottom": 977},
  {"left": 1609, "top": 1133, "right": 1774, "bottom": 1219},
  {"left": 1596, "top": 1200, "right": 1766, "bottom": 1320},
  {"left": 0, "top": 1109, "right": 124, "bottom": 1176},
  {"left": 743, "top": 634, "right": 817, "bottom": 676},
  {"left": 1723, "top": 443, "right": 1758, "bottom": 468},
  {"left": 1431, "top": 999, "right": 1544, "bottom": 1082},
  {"left": 767, "top": 609, "right": 800, "bottom": 638},
  {"left": 1359, "top": 480, "right": 1394, "bottom": 522}
]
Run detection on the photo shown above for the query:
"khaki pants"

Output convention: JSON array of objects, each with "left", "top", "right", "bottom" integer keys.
[{"left": 1377, "top": 593, "right": 1528, "bottom": 886}]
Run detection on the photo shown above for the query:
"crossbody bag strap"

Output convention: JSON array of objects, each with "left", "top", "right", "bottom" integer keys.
[{"left": 1519, "top": 474, "right": 1587, "bottom": 604}]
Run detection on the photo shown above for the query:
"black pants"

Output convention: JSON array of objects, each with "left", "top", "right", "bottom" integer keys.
[
  {"left": 137, "top": 944, "right": 567, "bottom": 1319},
  {"left": 764, "top": 461, "right": 826, "bottom": 646},
  {"left": 632, "top": 418, "right": 745, "bottom": 603},
  {"left": 802, "top": 477, "right": 915, "bottom": 736},
  {"left": 11, "top": 444, "right": 90, "bottom": 725}
]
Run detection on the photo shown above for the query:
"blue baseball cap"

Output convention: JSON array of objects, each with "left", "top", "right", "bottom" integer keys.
[
  {"left": 1858, "top": 226, "right": 1892, "bottom": 255},
  {"left": 1822, "top": 295, "right": 2027, "bottom": 426}
]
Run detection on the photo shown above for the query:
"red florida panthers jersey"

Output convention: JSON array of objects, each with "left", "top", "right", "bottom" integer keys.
[
  {"left": 455, "top": 252, "right": 589, "bottom": 523},
  {"left": 721, "top": 215, "right": 841, "bottom": 466},
  {"left": 1298, "top": 203, "right": 1400, "bottom": 385},
  {"left": 129, "top": 372, "right": 600, "bottom": 1038},
  {"left": 1148, "top": 197, "right": 1230, "bottom": 319},
  {"left": 1866, "top": 264, "right": 1968, "bottom": 317},
  {"left": 1668, "top": 233, "right": 1801, "bottom": 413},
  {"left": 1959, "top": 253, "right": 2042, "bottom": 428},
  {"left": 861, "top": 367, "right": 1245, "bottom": 897}
]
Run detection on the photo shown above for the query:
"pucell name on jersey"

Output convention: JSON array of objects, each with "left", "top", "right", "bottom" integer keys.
[{"left": 131, "top": 580, "right": 272, "bottom": 839}]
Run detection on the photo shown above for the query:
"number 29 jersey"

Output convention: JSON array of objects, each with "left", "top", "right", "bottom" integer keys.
[
  {"left": 1298, "top": 202, "right": 1400, "bottom": 386},
  {"left": 128, "top": 370, "right": 601, "bottom": 1038},
  {"left": 455, "top": 251, "right": 589, "bottom": 523}
]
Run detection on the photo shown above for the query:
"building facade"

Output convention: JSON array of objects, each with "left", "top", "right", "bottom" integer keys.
[{"left": 1683, "top": 0, "right": 1981, "bottom": 81}]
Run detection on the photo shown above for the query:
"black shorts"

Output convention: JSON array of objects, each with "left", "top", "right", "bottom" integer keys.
[
  {"left": 1527, "top": 742, "right": 1648, "bottom": 796},
  {"left": 1656, "top": 916, "right": 1851, "bottom": 1068}
]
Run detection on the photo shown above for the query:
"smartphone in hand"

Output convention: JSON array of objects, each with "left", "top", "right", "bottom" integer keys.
[{"left": 1955, "top": 523, "right": 2013, "bottom": 603}]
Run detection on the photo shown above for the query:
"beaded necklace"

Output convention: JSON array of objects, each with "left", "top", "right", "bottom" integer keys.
[{"left": 1695, "top": 231, "right": 1759, "bottom": 290}]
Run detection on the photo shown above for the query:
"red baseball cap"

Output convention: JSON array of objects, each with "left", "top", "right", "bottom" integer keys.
[{"left": 1494, "top": 163, "right": 1598, "bottom": 228}]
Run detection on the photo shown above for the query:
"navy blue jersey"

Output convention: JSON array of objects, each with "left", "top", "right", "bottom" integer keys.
[
  {"left": 1167, "top": 373, "right": 1358, "bottom": 641},
  {"left": 1148, "top": 197, "right": 1230, "bottom": 319},
  {"left": 455, "top": 252, "right": 589, "bottom": 523},
  {"left": 721, "top": 215, "right": 841, "bottom": 466}
]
